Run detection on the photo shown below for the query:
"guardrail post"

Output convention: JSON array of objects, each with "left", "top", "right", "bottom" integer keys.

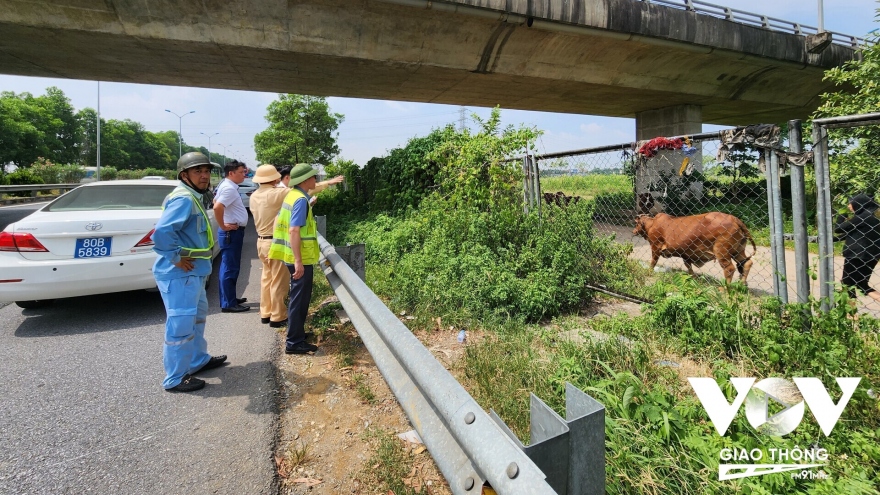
[
  {"left": 315, "top": 215, "right": 327, "bottom": 238},
  {"left": 489, "top": 383, "right": 605, "bottom": 495},
  {"left": 335, "top": 244, "right": 366, "bottom": 281}
]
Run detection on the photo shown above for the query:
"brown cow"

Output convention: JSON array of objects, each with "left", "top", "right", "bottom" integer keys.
[{"left": 632, "top": 212, "right": 757, "bottom": 284}]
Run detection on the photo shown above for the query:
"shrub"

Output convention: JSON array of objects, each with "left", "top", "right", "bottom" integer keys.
[
  {"left": 143, "top": 167, "right": 176, "bottom": 179},
  {"left": 28, "top": 157, "right": 61, "bottom": 184},
  {"left": 116, "top": 169, "right": 145, "bottom": 180},
  {"left": 57, "top": 164, "right": 86, "bottom": 183},
  {"left": 335, "top": 108, "right": 639, "bottom": 324},
  {"left": 97, "top": 166, "right": 118, "bottom": 181},
  {"left": 6, "top": 169, "right": 45, "bottom": 197}
]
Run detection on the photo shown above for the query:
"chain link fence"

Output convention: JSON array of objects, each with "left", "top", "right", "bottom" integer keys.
[
  {"left": 532, "top": 127, "right": 809, "bottom": 301},
  {"left": 813, "top": 113, "right": 880, "bottom": 314}
]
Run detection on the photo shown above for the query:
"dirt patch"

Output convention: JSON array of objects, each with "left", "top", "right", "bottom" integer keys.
[{"left": 275, "top": 307, "right": 472, "bottom": 495}]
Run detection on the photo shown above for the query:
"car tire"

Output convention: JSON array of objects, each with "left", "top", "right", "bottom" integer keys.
[{"left": 15, "top": 300, "right": 55, "bottom": 309}]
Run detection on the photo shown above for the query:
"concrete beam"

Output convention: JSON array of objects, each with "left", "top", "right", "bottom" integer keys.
[
  {"left": 0, "top": 0, "right": 860, "bottom": 124},
  {"left": 636, "top": 105, "right": 702, "bottom": 141}
]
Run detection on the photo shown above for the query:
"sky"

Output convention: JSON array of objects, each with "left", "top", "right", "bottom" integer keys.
[{"left": 0, "top": 0, "right": 876, "bottom": 169}]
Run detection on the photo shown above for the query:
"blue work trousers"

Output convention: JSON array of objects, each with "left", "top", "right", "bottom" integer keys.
[
  {"left": 158, "top": 275, "right": 210, "bottom": 389},
  {"left": 218, "top": 228, "right": 245, "bottom": 308},
  {"left": 286, "top": 264, "right": 314, "bottom": 348}
]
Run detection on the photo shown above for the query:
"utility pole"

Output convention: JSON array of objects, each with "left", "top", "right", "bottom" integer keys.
[
  {"left": 96, "top": 81, "right": 101, "bottom": 181},
  {"left": 459, "top": 106, "right": 467, "bottom": 132}
]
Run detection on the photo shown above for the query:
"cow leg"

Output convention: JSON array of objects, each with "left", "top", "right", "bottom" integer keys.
[
  {"left": 736, "top": 258, "right": 754, "bottom": 285},
  {"left": 683, "top": 259, "right": 694, "bottom": 276},
  {"left": 650, "top": 248, "right": 660, "bottom": 271},
  {"left": 712, "top": 246, "right": 737, "bottom": 284}
]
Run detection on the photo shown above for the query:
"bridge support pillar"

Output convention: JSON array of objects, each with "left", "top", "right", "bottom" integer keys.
[
  {"left": 634, "top": 104, "right": 703, "bottom": 215},
  {"left": 635, "top": 104, "right": 702, "bottom": 140}
]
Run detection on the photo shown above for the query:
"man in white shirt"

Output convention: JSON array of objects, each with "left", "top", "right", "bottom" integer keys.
[{"left": 213, "top": 160, "right": 250, "bottom": 313}]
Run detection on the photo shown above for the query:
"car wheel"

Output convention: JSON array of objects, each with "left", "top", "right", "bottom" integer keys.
[{"left": 15, "top": 300, "right": 55, "bottom": 309}]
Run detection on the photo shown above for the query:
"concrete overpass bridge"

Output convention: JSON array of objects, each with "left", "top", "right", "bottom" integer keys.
[{"left": 0, "top": 0, "right": 862, "bottom": 137}]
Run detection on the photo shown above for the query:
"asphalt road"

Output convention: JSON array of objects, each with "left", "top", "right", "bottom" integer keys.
[
  {"left": 0, "top": 202, "right": 44, "bottom": 230},
  {"left": 0, "top": 227, "right": 279, "bottom": 494}
]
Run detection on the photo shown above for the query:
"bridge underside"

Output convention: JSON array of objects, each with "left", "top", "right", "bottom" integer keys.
[{"left": 0, "top": 0, "right": 856, "bottom": 124}]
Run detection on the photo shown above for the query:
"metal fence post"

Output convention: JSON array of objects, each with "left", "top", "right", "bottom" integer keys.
[
  {"left": 523, "top": 156, "right": 531, "bottom": 215},
  {"left": 788, "top": 120, "right": 811, "bottom": 308},
  {"left": 764, "top": 149, "right": 782, "bottom": 299},
  {"left": 532, "top": 156, "right": 543, "bottom": 219},
  {"left": 770, "top": 150, "right": 788, "bottom": 303},
  {"left": 811, "top": 124, "right": 834, "bottom": 310}
]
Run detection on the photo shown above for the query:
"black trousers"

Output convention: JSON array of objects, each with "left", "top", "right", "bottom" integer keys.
[
  {"left": 285, "top": 264, "right": 314, "bottom": 348},
  {"left": 841, "top": 256, "right": 879, "bottom": 297}
]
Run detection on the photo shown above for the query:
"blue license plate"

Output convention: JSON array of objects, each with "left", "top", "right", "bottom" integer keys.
[{"left": 75, "top": 237, "right": 112, "bottom": 258}]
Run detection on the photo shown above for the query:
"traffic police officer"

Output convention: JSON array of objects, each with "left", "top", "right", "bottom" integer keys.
[{"left": 152, "top": 152, "right": 228, "bottom": 392}]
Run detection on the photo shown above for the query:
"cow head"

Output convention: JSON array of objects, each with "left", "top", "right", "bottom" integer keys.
[{"left": 633, "top": 215, "right": 653, "bottom": 239}]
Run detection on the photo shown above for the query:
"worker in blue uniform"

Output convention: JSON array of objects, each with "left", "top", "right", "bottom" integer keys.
[{"left": 152, "top": 152, "right": 228, "bottom": 392}]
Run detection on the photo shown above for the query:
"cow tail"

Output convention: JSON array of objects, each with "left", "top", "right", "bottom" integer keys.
[{"left": 738, "top": 218, "right": 757, "bottom": 259}]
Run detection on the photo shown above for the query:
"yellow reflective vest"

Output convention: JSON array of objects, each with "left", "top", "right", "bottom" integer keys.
[{"left": 268, "top": 188, "right": 319, "bottom": 265}]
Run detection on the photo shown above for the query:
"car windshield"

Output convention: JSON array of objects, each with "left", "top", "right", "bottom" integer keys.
[{"left": 46, "top": 184, "right": 175, "bottom": 211}]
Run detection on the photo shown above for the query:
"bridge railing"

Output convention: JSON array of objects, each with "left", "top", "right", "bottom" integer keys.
[{"left": 640, "top": 0, "right": 866, "bottom": 47}]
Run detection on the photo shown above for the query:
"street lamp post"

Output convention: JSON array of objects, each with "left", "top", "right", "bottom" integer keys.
[
  {"left": 218, "top": 144, "right": 228, "bottom": 165},
  {"left": 200, "top": 132, "right": 219, "bottom": 163},
  {"left": 818, "top": 0, "right": 824, "bottom": 32},
  {"left": 165, "top": 109, "right": 195, "bottom": 157}
]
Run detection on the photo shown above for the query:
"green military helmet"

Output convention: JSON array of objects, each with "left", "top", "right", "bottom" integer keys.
[
  {"left": 288, "top": 163, "right": 318, "bottom": 186},
  {"left": 177, "top": 152, "right": 212, "bottom": 176}
]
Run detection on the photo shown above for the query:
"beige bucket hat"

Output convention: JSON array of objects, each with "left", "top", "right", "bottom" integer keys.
[{"left": 253, "top": 164, "right": 282, "bottom": 183}]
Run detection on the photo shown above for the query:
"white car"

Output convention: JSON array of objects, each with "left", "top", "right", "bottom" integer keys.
[
  {"left": 0, "top": 180, "right": 219, "bottom": 309},
  {"left": 141, "top": 176, "right": 168, "bottom": 180},
  {"left": 237, "top": 178, "right": 258, "bottom": 209}
]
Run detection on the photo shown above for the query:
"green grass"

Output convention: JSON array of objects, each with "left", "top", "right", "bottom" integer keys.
[
  {"left": 541, "top": 174, "right": 631, "bottom": 200},
  {"left": 360, "top": 429, "right": 429, "bottom": 495},
  {"left": 459, "top": 276, "right": 880, "bottom": 495}
]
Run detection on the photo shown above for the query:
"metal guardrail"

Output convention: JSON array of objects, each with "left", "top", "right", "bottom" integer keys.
[
  {"left": 318, "top": 233, "right": 556, "bottom": 494},
  {"left": 318, "top": 233, "right": 606, "bottom": 494},
  {"left": 0, "top": 183, "right": 79, "bottom": 195},
  {"left": 640, "top": 0, "right": 866, "bottom": 48}
]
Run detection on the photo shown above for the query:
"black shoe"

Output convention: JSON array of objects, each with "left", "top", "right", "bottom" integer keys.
[
  {"left": 285, "top": 342, "right": 318, "bottom": 354},
  {"left": 236, "top": 297, "right": 248, "bottom": 304},
  {"left": 166, "top": 374, "right": 205, "bottom": 393},
  {"left": 269, "top": 319, "right": 288, "bottom": 328},
  {"left": 221, "top": 305, "right": 250, "bottom": 313},
  {"left": 195, "top": 355, "right": 227, "bottom": 373},
  {"left": 261, "top": 317, "right": 270, "bottom": 324}
]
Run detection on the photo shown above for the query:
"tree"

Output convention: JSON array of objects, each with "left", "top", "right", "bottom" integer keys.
[
  {"left": 36, "top": 87, "right": 80, "bottom": 165},
  {"left": 254, "top": 94, "right": 343, "bottom": 165},
  {"left": 815, "top": 22, "right": 880, "bottom": 200},
  {"left": 0, "top": 91, "right": 43, "bottom": 168},
  {"left": 0, "top": 88, "right": 80, "bottom": 168}
]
